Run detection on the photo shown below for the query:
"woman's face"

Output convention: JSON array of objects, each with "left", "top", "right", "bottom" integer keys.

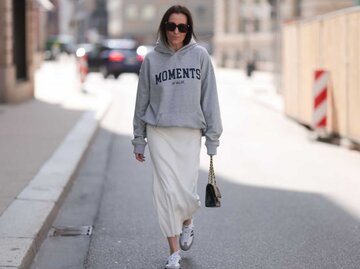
[{"left": 166, "top": 13, "right": 188, "bottom": 50}]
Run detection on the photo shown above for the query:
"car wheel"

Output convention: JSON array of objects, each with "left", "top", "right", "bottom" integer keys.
[
  {"left": 114, "top": 73, "right": 121, "bottom": 79},
  {"left": 100, "top": 66, "right": 109, "bottom": 79}
]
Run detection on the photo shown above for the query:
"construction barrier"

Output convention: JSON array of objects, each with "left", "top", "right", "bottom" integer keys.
[
  {"left": 282, "top": 7, "right": 360, "bottom": 144},
  {"left": 313, "top": 70, "right": 328, "bottom": 130},
  {"left": 79, "top": 55, "right": 88, "bottom": 83}
]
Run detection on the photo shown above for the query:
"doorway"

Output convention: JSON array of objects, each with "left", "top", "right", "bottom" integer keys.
[{"left": 12, "top": 0, "right": 27, "bottom": 80}]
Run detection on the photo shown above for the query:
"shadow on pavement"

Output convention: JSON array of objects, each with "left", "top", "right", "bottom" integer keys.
[
  {"left": 86, "top": 129, "right": 360, "bottom": 269},
  {"left": 30, "top": 127, "right": 360, "bottom": 269}
]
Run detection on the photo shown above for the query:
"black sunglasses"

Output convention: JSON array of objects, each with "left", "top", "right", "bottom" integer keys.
[{"left": 165, "top": 22, "right": 189, "bottom": 33}]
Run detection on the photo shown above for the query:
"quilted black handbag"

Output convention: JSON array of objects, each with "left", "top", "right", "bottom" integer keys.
[{"left": 205, "top": 156, "right": 221, "bottom": 207}]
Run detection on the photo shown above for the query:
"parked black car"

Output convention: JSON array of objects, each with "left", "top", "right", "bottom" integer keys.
[
  {"left": 76, "top": 39, "right": 147, "bottom": 79},
  {"left": 45, "top": 35, "right": 76, "bottom": 60},
  {"left": 100, "top": 39, "right": 144, "bottom": 78}
]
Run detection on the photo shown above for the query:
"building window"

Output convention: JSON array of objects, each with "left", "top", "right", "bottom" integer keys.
[
  {"left": 141, "top": 4, "right": 156, "bottom": 21},
  {"left": 239, "top": 18, "right": 246, "bottom": 32},
  {"left": 254, "top": 18, "right": 260, "bottom": 32},
  {"left": 125, "top": 4, "right": 138, "bottom": 20},
  {"left": 196, "top": 6, "right": 207, "bottom": 21}
]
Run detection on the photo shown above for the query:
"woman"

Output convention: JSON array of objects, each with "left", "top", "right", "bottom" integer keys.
[{"left": 132, "top": 5, "right": 222, "bottom": 269}]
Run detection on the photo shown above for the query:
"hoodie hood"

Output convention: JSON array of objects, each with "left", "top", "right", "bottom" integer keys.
[{"left": 154, "top": 38, "right": 197, "bottom": 55}]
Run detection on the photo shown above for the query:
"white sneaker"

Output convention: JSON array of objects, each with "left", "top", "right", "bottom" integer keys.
[
  {"left": 179, "top": 222, "right": 194, "bottom": 251},
  {"left": 165, "top": 251, "right": 181, "bottom": 269}
]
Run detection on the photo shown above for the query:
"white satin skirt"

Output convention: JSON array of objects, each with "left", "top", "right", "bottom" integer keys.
[{"left": 146, "top": 125, "right": 201, "bottom": 237}]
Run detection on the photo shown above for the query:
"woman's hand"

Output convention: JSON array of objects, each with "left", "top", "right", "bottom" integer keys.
[{"left": 135, "top": 153, "right": 145, "bottom": 162}]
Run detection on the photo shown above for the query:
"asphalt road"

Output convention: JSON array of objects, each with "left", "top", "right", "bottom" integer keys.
[{"left": 31, "top": 71, "right": 360, "bottom": 269}]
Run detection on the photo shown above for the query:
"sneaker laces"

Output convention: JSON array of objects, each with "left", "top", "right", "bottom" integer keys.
[{"left": 182, "top": 224, "right": 194, "bottom": 241}]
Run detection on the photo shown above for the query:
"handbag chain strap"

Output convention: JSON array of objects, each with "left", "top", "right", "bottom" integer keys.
[{"left": 208, "top": 156, "right": 217, "bottom": 185}]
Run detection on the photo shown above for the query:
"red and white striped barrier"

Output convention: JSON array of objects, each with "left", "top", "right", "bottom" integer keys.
[
  {"left": 313, "top": 70, "right": 329, "bottom": 130},
  {"left": 79, "top": 55, "right": 88, "bottom": 83}
]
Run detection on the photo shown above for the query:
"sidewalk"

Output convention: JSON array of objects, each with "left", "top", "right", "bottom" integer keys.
[
  {"left": 0, "top": 55, "right": 111, "bottom": 269},
  {"left": 216, "top": 67, "right": 284, "bottom": 113}
]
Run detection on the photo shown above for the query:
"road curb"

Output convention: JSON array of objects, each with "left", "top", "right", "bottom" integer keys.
[{"left": 0, "top": 94, "right": 112, "bottom": 269}]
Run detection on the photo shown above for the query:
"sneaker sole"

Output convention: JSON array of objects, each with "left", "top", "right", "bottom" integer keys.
[
  {"left": 165, "top": 262, "right": 181, "bottom": 269},
  {"left": 165, "top": 265, "right": 180, "bottom": 269}
]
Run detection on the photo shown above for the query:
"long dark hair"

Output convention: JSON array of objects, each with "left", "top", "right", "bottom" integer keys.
[{"left": 157, "top": 5, "right": 196, "bottom": 47}]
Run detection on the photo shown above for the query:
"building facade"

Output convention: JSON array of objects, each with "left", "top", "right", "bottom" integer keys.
[
  {"left": 0, "top": 0, "right": 51, "bottom": 103},
  {"left": 48, "top": 0, "right": 105, "bottom": 44},
  {"left": 300, "top": 0, "right": 355, "bottom": 18},
  {"left": 107, "top": 0, "right": 214, "bottom": 49},
  {"left": 213, "top": 0, "right": 355, "bottom": 71}
]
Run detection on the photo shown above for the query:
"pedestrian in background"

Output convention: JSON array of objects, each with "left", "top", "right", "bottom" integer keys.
[{"left": 132, "top": 5, "right": 222, "bottom": 269}]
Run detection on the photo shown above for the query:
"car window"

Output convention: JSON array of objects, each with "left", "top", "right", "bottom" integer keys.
[{"left": 102, "top": 39, "right": 138, "bottom": 50}]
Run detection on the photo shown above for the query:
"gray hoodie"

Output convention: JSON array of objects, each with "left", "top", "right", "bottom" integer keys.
[{"left": 132, "top": 39, "right": 222, "bottom": 155}]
